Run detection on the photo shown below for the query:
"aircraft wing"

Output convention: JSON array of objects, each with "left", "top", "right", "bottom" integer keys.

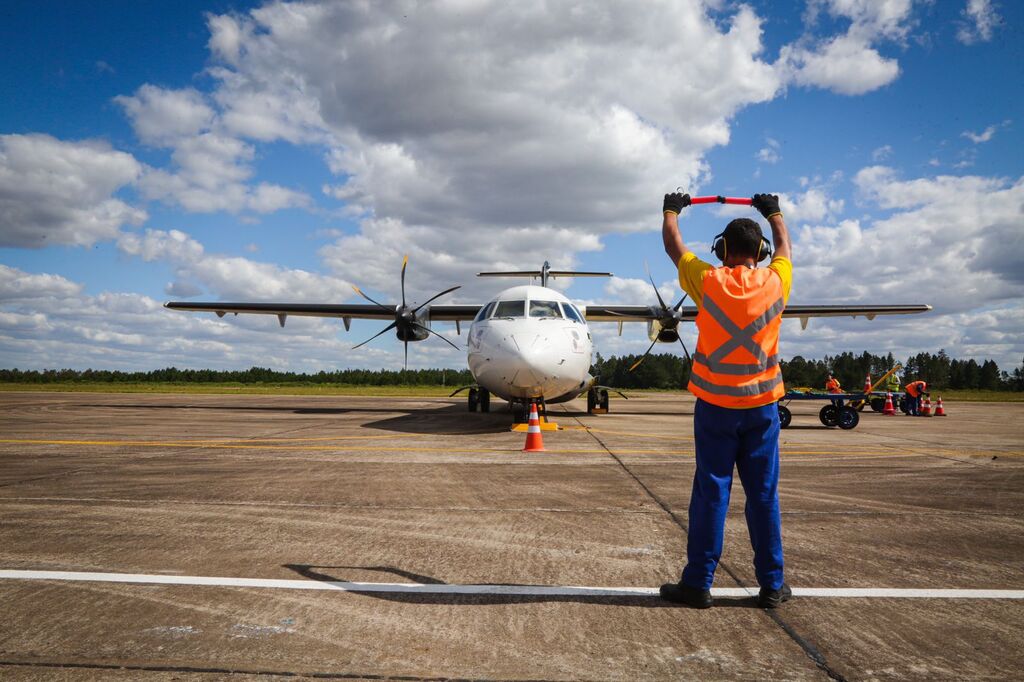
[
  {"left": 582, "top": 303, "right": 932, "bottom": 323},
  {"left": 164, "top": 301, "right": 484, "bottom": 323}
]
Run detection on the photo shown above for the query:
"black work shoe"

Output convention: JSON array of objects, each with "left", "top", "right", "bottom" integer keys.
[
  {"left": 660, "top": 582, "right": 713, "bottom": 608},
  {"left": 758, "top": 582, "right": 793, "bottom": 608}
]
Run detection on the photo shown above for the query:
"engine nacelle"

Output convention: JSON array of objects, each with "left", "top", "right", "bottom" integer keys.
[
  {"left": 397, "top": 321, "right": 430, "bottom": 342},
  {"left": 647, "top": 319, "right": 680, "bottom": 343}
]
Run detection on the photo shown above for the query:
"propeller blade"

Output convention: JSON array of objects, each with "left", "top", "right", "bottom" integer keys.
[
  {"left": 413, "top": 322, "right": 461, "bottom": 350},
  {"left": 628, "top": 337, "right": 659, "bottom": 372},
  {"left": 412, "top": 285, "right": 462, "bottom": 314},
  {"left": 351, "top": 285, "right": 391, "bottom": 311},
  {"left": 404, "top": 340, "right": 409, "bottom": 370},
  {"left": 645, "top": 261, "right": 669, "bottom": 311},
  {"left": 677, "top": 334, "right": 693, "bottom": 364},
  {"left": 400, "top": 254, "right": 409, "bottom": 307},
  {"left": 352, "top": 320, "right": 398, "bottom": 349},
  {"left": 678, "top": 334, "right": 693, "bottom": 385},
  {"left": 673, "top": 293, "right": 688, "bottom": 311}
]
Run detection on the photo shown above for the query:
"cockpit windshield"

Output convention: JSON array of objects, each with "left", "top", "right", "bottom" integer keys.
[
  {"left": 561, "top": 302, "right": 584, "bottom": 322},
  {"left": 529, "top": 300, "right": 563, "bottom": 318},
  {"left": 492, "top": 300, "right": 525, "bottom": 318},
  {"left": 474, "top": 301, "right": 496, "bottom": 322}
]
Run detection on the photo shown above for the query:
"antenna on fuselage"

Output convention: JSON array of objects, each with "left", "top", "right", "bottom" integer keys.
[{"left": 477, "top": 261, "right": 613, "bottom": 287}]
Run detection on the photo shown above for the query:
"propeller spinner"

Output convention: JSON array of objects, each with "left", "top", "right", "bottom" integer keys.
[{"left": 351, "top": 255, "right": 462, "bottom": 368}]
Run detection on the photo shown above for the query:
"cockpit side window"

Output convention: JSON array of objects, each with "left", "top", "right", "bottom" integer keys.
[
  {"left": 529, "top": 300, "right": 563, "bottom": 318},
  {"left": 474, "top": 301, "right": 496, "bottom": 322},
  {"left": 561, "top": 302, "right": 583, "bottom": 323},
  {"left": 493, "top": 300, "right": 525, "bottom": 318}
]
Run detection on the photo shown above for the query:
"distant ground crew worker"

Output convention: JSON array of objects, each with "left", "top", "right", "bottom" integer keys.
[
  {"left": 885, "top": 371, "right": 901, "bottom": 394},
  {"left": 825, "top": 374, "right": 843, "bottom": 407},
  {"left": 904, "top": 380, "right": 929, "bottom": 416},
  {"left": 658, "top": 191, "right": 793, "bottom": 609}
]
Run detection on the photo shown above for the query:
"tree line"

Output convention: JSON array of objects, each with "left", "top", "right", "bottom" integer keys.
[
  {"left": 2, "top": 351, "right": 1022, "bottom": 391},
  {"left": 592, "top": 350, "right": 1024, "bottom": 391},
  {"left": 0, "top": 366, "right": 475, "bottom": 386}
]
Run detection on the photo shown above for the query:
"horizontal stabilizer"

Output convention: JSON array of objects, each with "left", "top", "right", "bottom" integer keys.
[{"left": 477, "top": 270, "right": 612, "bottom": 278}]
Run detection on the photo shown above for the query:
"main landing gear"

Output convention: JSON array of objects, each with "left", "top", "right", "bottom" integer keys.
[
  {"left": 587, "top": 388, "right": 610, "bottom": 414},
  {"left": 467, "top": 387, "right": 490, "bottom": 413}
]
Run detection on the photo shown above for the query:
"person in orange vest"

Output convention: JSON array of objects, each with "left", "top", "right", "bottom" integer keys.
[
  {"left": 825, "top": 374, "right": 843, "bottom": 407},
  {"left": 658, "top": 191, "right": 792, "bottom": 609},
  {"left": 904, "top": 380, "right": 930, "bottom": 416}
]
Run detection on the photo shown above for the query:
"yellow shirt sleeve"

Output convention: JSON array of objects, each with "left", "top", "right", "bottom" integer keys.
[
  {"left": 767, "top": 255, "right": 792, "bottom": 304},
  {"left": 677, "top": 251, "right": 714, "bottom": 308}
]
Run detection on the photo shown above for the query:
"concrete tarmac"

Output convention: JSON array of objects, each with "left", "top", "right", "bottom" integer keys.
[{"left": 0, "top": 391, "right": 1022, "bottom": 680}]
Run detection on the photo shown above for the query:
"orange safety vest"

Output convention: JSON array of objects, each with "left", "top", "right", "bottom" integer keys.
[
  {"left": 905, "top": 380, "right": 927, "bottom": 397},
  {"left": 826, "top": 378, "right": 841, "bottom": 394},
  {"left": 688, "top": 266, "right": 786, "bottom": 408}
]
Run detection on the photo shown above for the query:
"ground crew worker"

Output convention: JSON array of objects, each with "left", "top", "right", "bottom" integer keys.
[
  {"left": 658, "top": 191, "right": 792, "bottom": 609},
  {"left": 885, "top": 371, "right": 901, "bottom": 394},
  {"left": 904, "top": 380, "right": 929, "bottom": 416},
  {"left": 826, "top": 374, "right": 843, "bottom": 407}
]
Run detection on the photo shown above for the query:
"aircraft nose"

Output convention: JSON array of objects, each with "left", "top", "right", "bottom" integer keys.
[{"left": 506, "top": 334, "right": 563, "bottom": 387}]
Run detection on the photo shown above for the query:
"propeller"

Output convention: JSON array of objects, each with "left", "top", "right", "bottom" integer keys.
[
  {"left": 351, "top": 255, "right": 462, "bottom": 369},
  {"left": 611, "top": 262, "right": 693, "bottom": 375}
]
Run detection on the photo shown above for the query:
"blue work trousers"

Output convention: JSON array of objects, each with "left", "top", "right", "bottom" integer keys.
[
  {"left": 681, "top": 399, "right": 784, "bottom": 591},
  {"left": 906, "top": 394, "right": 919, "bottom": 415}
]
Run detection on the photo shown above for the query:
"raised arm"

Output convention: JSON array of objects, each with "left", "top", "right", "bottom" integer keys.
[
  {"left": 752, "top": 193, "right": 791, "bottom": 261},
  {"left": 662, "top": 192, "right": 691, "bottom": 267}
]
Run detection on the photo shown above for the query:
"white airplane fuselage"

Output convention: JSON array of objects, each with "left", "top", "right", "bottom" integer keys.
[{"left": 466, "top": 284, "right": 594, "bottom": 403}]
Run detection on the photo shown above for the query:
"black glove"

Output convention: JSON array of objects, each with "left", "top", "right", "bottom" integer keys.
[
  {"left": 752, "top": 193, "right": 782, "bottom": 219},
  {"left": 663, "top": 192, "right": 691, "bottom": 215}
]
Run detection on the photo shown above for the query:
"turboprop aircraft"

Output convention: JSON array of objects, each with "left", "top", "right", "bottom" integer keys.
[{"left": 166, "top": 259, "right": 930, "bottom": 421}]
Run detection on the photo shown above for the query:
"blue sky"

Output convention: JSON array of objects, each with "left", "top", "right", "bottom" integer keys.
[{"left": 1, "top": 0, "right": 1021, "bottom": 373}]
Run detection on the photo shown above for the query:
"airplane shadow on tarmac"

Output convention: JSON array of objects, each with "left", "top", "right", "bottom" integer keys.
[
  {"left": 282, "top": 563, "right": 759, "bottom": 608},
  {"left": 74, "top": 401, "right": 515, "bottom": 435}
]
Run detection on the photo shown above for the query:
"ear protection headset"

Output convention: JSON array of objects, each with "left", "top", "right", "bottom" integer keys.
[{"left": 711, "top": 231, "right": 772, "bottom": 263}]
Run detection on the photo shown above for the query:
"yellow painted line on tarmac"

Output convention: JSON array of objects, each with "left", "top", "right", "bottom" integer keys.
[{"left": 560, "top": 425, "right": 694, "bottom": 441}]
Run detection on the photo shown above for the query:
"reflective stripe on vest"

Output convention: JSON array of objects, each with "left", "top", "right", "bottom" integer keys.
[{"left": 688, "top": 266, "right": 786, "bottom": 408}]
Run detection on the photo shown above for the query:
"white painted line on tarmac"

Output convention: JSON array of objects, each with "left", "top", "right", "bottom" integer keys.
[{"left": 1, "top": 570, "right": 1023, "bottom": 599}]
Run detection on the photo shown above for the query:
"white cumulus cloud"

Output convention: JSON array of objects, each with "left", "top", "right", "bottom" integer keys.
[
  {"left": 0, "top": 134, "right": 146, "bottom": 248},
  {"left": 957, "top": 0, "right": 1000, "bottom": 45}
]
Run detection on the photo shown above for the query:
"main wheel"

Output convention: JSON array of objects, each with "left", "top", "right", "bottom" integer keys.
[
  {"left": 778, "top": 404, "right": 792, "bottom": 429},
  {"left": 468, "top": 388, "right": 478, "bottom": 412},
  {"left": 587, "top": 390, "right": 597, "bottom": 414},
  {"left": 599, "top": 389, "right": 610, "bottom": 412},
  {"left": 512, "top": 402, "right": 527, "bottom": 423},
  {"left": 838, "top": 406, "right": 860, "bottom": 430},
  {"left": 870, "top": 397, "right": 885, "bottom": 412},
  {"left": 479, "top": 389, "right": 490, "bottom": 413},
  {"left": 819, "top": 404, "right": 839, "bottom": 427}
]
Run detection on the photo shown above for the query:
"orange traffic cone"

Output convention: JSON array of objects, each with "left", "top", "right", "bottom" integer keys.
[
  {"left": 934, "top": 397, "right": 947, "bottom": 416},
  {"left": 864, "top": 374, "right": 872, "bottom": 393},
  {"left": 920, "top": 396, "right": 932, "bottom": 417},
  {"left": 883, "top": 391, "right": 896, "bottom": 415},
  {"left": 523, "top": 402, "right": 545, "bottom": 451}
]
